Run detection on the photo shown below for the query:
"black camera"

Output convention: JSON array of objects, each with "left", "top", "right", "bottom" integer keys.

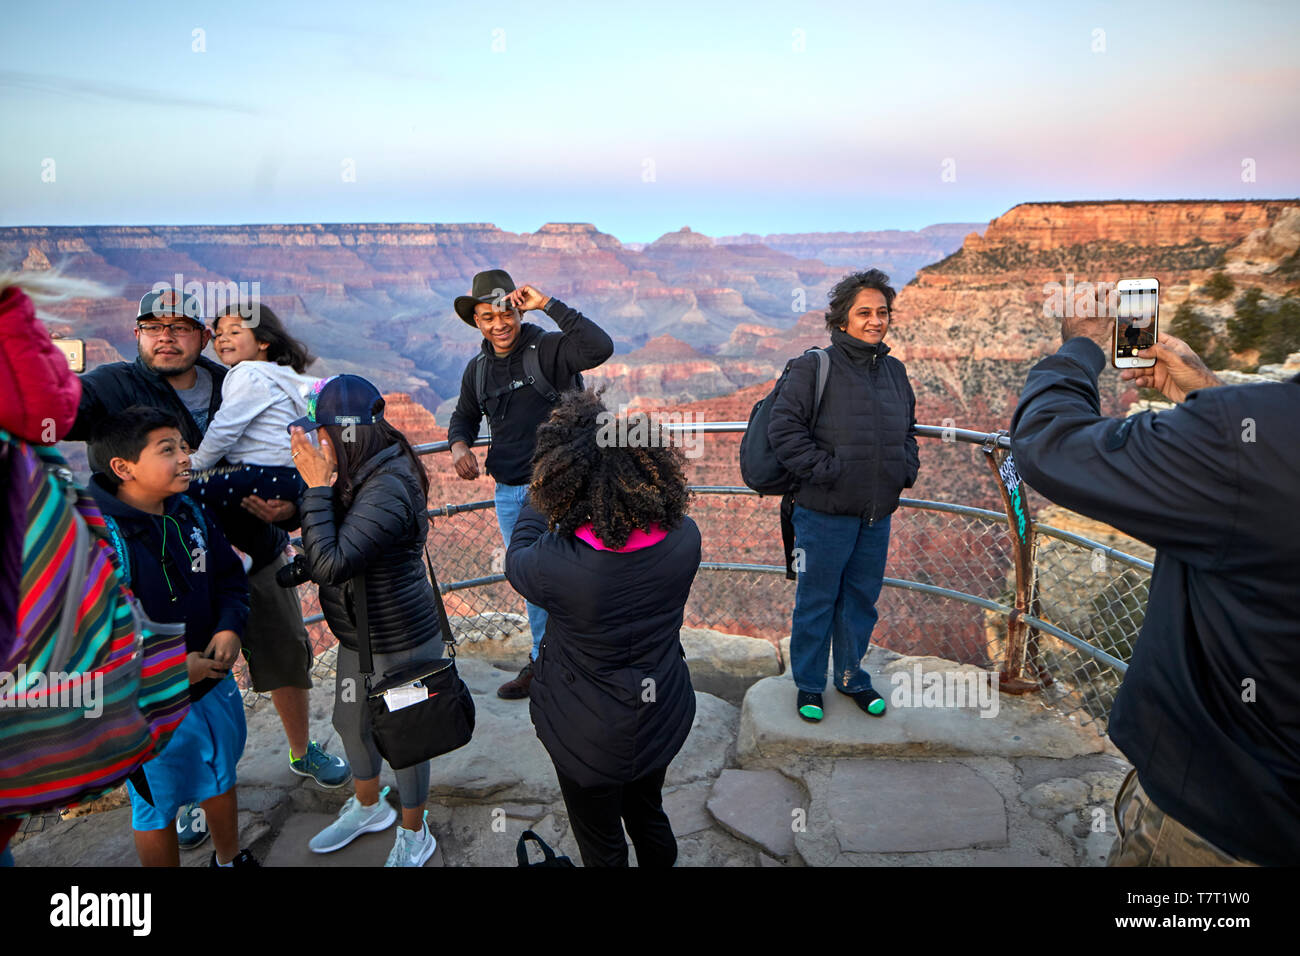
[{"left": 276, "top": 553, "right": 312, "bottom": 589}]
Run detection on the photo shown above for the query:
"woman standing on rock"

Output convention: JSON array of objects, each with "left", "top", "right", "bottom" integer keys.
[
  {"left": 290, "top": 374, "right": 443, "bottom": 867},
  {"left": 505, "top": 389, "right": 701, "bottom": 867},
  {"left": 768, "top": 269, "right": 920, "bottom": 723}
]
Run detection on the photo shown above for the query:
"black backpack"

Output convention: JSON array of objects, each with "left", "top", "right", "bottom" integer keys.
[
  {"left": 474, "top": 343, "right": 584, "bottom": 421},
  {"left": 739, "top": 348, "right": 830, "bottom": 495}
]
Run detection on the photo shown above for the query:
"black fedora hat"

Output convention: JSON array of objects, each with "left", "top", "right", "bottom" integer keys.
[{"left": 454, "top": 269, "right": 517, "bottom": 326}]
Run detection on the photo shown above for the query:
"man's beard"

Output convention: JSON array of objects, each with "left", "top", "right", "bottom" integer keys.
[{"left": 140, "top": 347, "right": 197, "bottom": 377}]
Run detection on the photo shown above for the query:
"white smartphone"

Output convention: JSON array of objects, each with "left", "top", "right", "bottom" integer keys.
[
  {"left": 53, "top": 336, "right": 85, "bottom": 373},
  {"left": 1113, "top": 277, "right": 1159, "bottom": 368}
]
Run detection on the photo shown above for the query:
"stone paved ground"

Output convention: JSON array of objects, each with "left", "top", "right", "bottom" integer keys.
[{"left": 11, "top": 645, "right": 1130, "bottom": 867}]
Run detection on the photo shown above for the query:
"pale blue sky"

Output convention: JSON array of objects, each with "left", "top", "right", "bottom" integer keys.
[{"left": 2, "top": 0, "right": 1297, "bottom": 241}]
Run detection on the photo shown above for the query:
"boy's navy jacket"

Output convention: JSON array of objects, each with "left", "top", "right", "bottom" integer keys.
[
  {"left": 67, "top": 354, "right": 289, "bottom": 573},
  {"left": 88, "top": 475, "right": 250, "bottom": 701},
  {"left": 446, "top": 298, "right": 614, "bottom": 486}
]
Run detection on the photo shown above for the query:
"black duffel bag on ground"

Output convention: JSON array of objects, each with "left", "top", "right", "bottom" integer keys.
[{"left": 354, "top": 557, "right": 475, "bottom": 770}]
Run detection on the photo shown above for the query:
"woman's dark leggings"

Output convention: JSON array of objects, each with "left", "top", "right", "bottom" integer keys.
[{"left": 554, "top": 765, "right": 677, "bottom": 867}]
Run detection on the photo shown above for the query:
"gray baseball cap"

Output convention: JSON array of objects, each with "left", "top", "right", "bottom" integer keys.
[{"left": 136, "top": 288, "right": 204, "bottom": 326}]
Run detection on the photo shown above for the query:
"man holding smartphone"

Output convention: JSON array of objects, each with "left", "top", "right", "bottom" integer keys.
[
  {"left": 446, "top": 269, "right": 614, "bottom": 699},
  {"left": 1009, "top": 311, "right": 1300, "bottom": 867}
]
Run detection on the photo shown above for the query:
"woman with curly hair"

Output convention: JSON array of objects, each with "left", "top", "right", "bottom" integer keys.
[{"left": 504, "top": 389, "right": 701, "bottom": 867}]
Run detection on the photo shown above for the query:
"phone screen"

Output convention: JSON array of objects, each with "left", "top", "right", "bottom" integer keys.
[{"left": 1116, "top": 286, "right": 1158, "bottom": 359}]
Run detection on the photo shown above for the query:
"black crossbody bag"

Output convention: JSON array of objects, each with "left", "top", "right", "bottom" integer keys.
[{"left": 354, "top": 551, "right": 475, "bottom": 769}]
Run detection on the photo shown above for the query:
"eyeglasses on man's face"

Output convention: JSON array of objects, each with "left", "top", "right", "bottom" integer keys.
[{"left": 137, "top": 320, "right": 202, "bottom": 337}]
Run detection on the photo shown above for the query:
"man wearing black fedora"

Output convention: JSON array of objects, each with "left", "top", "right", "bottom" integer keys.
[{"left": 447, "top": 269, "right": 614, "bottom": 699}]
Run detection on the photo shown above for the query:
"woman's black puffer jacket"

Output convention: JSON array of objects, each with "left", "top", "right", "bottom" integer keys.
[
  {"left": 505, "top": 501, "right": 701, "bottom": 789},
  {"left": 298, "top": 444, "right": 441, "bottom": 655},
  {"left": 767, "top": 326, "right": 920, "bottom": 521}
]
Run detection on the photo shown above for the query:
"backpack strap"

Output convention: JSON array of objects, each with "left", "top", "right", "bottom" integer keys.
[
  {"left": 805, "top": 347, "right": 831, "bottom": 420},
  {"left": 522, "top": 343, "right": 558, "bottom": 403},
  {"left": 473, "top": 353, "right": 489, "bottom": 417},
  {"left": 99, "top": 514, "right": 133, "bottom": 591}
]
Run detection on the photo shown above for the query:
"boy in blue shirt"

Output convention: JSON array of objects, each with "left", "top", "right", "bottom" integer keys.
[{"left": 88, "top": 405, "right": 257, "bottom": 866}]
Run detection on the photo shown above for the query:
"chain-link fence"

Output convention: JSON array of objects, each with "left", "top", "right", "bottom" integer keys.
[{"left": 261, "top": 423, "right": 1151, "bottom": 736}]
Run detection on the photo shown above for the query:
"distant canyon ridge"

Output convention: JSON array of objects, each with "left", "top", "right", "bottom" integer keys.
[
  {"left": 1, "top": 220, "right": 982, "bottom": 419},
  {"left": 6, "top": 200, "right": 1298, "bottom": 500}
]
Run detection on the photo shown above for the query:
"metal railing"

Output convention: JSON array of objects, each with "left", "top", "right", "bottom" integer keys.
[{"left": 260, "top": 423, "right": 1151, "bottom": 735}]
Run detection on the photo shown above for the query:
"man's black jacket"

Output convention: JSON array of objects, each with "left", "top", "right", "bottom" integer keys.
[
  {"left": 446, "top": 298, "right": 613, "bottom": 486},
  {"left": 67, "top": 354, "right": 288, "bottom": 571},
  {"left": 1011, "top": 336, "right": 1300, "bottom": 866}
]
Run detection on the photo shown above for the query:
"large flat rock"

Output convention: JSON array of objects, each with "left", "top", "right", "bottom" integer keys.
[
  {"left": 680, "top": 627, "right": 781, "bottom": 704},
  {"left": 738, "top": 653, "right": 1106, "bottom": 765},
  {"left": 705, "top": 769, "right": 807, "bottom": 859},
  {"left": 430, "top": 659, "right": 736, "bottom": 803},
  {"left": 827, "top": 759, "right": 1007, "bottom": 853}
]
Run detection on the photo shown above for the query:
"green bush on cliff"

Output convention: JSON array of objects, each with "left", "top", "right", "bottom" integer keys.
[
  {"left": 1227, "top": 288, "right": 1300, "bottom": 365},
  {"left": 1202, "top": 271, "right": 1235, "bottom": 302},
  {"left": 1169, "top": 301, "right": 1212, "bottom": 354}
]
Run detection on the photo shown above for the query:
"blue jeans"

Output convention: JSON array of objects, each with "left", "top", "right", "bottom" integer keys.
[
  {"left": 789, "top": 505, "right": 891, "bottom": 695},
  {"left": 495, "top": 482, "right": 548, "bottom": 660}
]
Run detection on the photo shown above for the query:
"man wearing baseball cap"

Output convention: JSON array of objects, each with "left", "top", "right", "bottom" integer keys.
[
  {"left": 66, "top": 286, "right": 350, "bottom": 846},
  {"left": 446, "top": 270, "right": 613, "bottom": 699}
]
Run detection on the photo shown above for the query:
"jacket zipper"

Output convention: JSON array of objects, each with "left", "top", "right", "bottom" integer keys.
[{"left": 869, "top": 351, "right": 880, "bottom": 526}]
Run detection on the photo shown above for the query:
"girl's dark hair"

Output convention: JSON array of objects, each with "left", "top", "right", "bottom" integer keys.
[
  {"left": 323, "top": 415, "right": 430, "bottom": 510},
  {"left": 529, "top": 389, "right": 691, "bottom": 549},
  {"left": 825, "top": 268, "right": 897, "bottom": 331},
  {"left": 214, "top": 302, "right": 315, "bottom": 373}
]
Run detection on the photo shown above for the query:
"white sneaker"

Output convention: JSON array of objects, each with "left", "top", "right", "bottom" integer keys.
[
  {"left": 309, "top": 786, "right": 397, "bottom": 853},
  {"left": 384, "top": 811, "right": 436, "bottom": 867}
]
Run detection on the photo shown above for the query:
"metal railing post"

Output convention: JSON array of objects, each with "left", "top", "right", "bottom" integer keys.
[{"left": 981, "top": 434, "right": 1038, "bottom": 694}]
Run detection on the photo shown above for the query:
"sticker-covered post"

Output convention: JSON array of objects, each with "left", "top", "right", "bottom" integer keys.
[{"left": 982, "top": 436, "right": 1038, "bottom": 693}]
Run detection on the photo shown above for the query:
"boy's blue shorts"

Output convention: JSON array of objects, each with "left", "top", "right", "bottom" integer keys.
[{"left": 126, "top": 675, "right": 247, "bottom": 832}]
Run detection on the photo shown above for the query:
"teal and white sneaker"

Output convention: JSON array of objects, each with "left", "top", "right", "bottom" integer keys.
[
  {"left": 176, "top": 802, "right": 209, "bottom": 850},
  {"left": 384, "top": 812, "right": 437, "bottom": 868},
  {"left": 309, "top": 787, "right": 397, "bottom": 853},
  {"left": 290, "top": 741, "right": 352, "bottom": 788}
]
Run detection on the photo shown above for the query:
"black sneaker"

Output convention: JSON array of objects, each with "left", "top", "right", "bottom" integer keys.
[
  {"left": 796, "top": 690, "right": 824, "bottom": 722},
  {"left": 837, "top": 685, "right": 887, "bottom": 716},
  {"left": 496, "top": 661, "right": 534, "bottom": 700},
  {"left": 209, "top": 848, "right": 260, "bottom": 867}
]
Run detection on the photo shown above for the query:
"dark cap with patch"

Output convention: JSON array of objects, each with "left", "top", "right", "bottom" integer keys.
[
  {"left": 136, "top": 288, "right": 204, "bottom": 326},
  {"left": 287, "top": 374, "right": 385, "bottom": 433}
]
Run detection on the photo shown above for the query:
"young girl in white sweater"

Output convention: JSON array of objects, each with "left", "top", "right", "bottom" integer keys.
[{"left": 188, "top": 304, "right": 320, "bottom": 528}]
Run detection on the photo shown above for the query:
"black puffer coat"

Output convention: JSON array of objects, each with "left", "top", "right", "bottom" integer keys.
[
  {"left": 505, "top": 502, "right": 701, "bottom": 788},
  {"left": 299, "top": 444, "right": 441, "bottom": 656},
  {"left": 767, "top": 327, "right": 919, "bottom": 520}
]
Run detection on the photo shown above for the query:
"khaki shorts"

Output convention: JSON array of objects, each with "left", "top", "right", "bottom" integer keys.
[
  {"left": 241, "top": 553, "right": 314, "bottom": 693},
  {"left": 1106, "top": 770, "right": 1258, "bottom": 867}
]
